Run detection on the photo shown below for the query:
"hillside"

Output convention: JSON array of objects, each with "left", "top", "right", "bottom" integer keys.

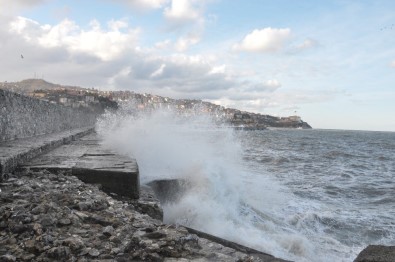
[
  {"left": 0, "top": 79, "right": 312, "bottom": 129},
  {"left": 0, "top": 79, "right": 86, "bottom": 94}
]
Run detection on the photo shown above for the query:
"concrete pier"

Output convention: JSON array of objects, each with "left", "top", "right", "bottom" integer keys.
[
  {"left": 18, "top": 133, "right": 140, "bottom": 199},
  {"left": 0, "top": 127, "right": 93, "bottom": 176}
]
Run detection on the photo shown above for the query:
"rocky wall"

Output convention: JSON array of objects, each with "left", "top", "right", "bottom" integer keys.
[{"left": 0, "top": 89, "right": 96, "bottom": 142}]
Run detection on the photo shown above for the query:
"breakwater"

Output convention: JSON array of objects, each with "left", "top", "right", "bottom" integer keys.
[
  {"left": 0, "top": 89, "right": 96, "bottom": 142},
  {"left": 0, "top": 129, "right": 286, "bottom": 261}
]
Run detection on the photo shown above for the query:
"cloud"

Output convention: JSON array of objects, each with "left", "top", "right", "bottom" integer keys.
[
  {"left": 263, "top": 79, "right": 281, "bottom": 89},
  {"left": 154, "top": 39, "right": 172, "bottom": 50},
  {"left": 1, "top": 14, "right": 336, "bottom": 116},
  {"left": 150, "top": 63, "right": 166, "bottom": 78},
  {"left": 207, "top": 89, "right": 339, "bottom": 114},
  {"left": 111, "top": 0, "right": 169, "bottom": 10},
  {"left": 295, "top": 39, "right": 317, "bottom": 50},
  {"left": 160, "top": 0, "right": 207, "bottom": 53},
  {"left": 175, "top": 34, "right": 200, "bottom": 52},
  {"left": 164, "top": 0, "right": 200, "bottom": 23},
  {"left": 233, "top": 27, "right": 291, "bottom": 53},
  {"left": 286, "top": 38, "right": 319, "bottom": 54},
  {"left": 208, "top": 65, "right": 226, "bottom": 75},
  {"left": 0, "top": 0, "right": 47, "bottom": 15},
  {"left": 10, "top": 16, "right": 140, "bottom": 61},
  {"left": 2, "top": 16, "right": 234, "bottom": 95},
  {"left": 390, "top": 60, "right": 395, "bottom": 68}
]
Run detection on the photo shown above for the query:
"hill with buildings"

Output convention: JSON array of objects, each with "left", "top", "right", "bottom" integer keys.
[{"left": 0, "top": 79, "right": 311, "bottom": 129}]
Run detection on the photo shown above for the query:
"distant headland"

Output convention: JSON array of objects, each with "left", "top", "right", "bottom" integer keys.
[{"left": 0, "top": 79, "right": 312, "bottom": 130}]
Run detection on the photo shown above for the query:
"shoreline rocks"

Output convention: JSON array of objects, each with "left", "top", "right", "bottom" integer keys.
[
  {"left": 0, "top": 169, "right": 287, "bottom": 261},
  {"left": 354, "top": 245, "right": 395, "bottom": 262}
]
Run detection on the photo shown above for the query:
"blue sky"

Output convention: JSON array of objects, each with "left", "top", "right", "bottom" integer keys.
[{"left": 1, "top": 0, "right": 394, "bottom": 131}]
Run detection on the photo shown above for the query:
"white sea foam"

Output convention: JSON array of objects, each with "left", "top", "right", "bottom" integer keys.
[{"left": 96, "top": 103, "right": 371, "bottom": 262}]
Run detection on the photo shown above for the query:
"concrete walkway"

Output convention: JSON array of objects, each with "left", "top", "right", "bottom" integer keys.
[
  {"left": 0, "top": 127, "right": 93, "bottom": 176},
  {"left": 18, "top": 132, "right": 140, "bottom": 199}
]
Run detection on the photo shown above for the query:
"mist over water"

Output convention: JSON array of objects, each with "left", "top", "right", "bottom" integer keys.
[{"left": 97, "top": 103, "right": 395, "bottom": 262}]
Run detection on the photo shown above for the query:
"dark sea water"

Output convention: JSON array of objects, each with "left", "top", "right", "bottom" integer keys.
[
  {"left": 238, "top": 129, "right": 395, "bottom": 261},
  {"left": 98, "top": 109, "right": 395, "bottom": 262}
]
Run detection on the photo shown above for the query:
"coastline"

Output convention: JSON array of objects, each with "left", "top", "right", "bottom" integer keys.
[
  {"left": 0, "top": 169, "right": 287, "bottom": 262},
  {"left": 0, "top": 129, "right": 393, "bottom": 261},
  {"left": 0, "top": 129, "right": 287, "bottom": 261}
]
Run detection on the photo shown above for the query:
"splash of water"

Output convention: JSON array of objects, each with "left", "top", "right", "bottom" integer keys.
[{"left": 96, "top": 101, "right": 352, "bottom": 261}]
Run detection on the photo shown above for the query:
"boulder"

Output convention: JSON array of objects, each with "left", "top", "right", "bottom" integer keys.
[{"left": 354, "top": 245, "right": 395, "bottom": 262}]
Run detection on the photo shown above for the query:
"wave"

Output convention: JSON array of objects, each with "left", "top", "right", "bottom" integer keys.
[{"left": 96, "top": 102, "right": 386, "bottom": 262}]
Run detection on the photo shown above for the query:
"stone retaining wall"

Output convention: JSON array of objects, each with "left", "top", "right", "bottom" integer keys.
[{"left": 0, "top": 89, "right": 96, "bottom": 142}]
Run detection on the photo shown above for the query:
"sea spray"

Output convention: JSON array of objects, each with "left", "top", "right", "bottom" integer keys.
[{"left": 96, "top": 101, "right": 357, "bottom": 261}]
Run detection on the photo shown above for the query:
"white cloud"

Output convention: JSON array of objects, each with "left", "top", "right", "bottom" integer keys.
[
  {"left": 150, "top": 63, "right": 166, "bottom": 78},
  {"left": 1, "top": 15, "right": 337, "bottom": 117},
  {"left": 233, "top": 27, "right": 291, "bottom": 53},
  {"left": 209, "top": 65, "right": 226, "bottom": 75},
  {"left": 0, "top": 0, "right": 47, "bottom": 15},
  {"left": 9, "top": 16, "right": 140, "bottom": 61},
  {"left": 164, "top": 0, "right": 200, "bottom": 22},
  {"left": 9, "top": 16, "right": 41, "bottom": 36},
  {"left": 390, "top": 60, "right": 395, "bottom": 68},
  {"left": 112, "top": 0, "right": 169, "bottom": 10},
  {"left": 207, "top": 88, "right": 338, "bottom": 114},
  {"left": 263, "top": 79, "right": 281, "bottom": 89},
  {"left": 107, "top": 19, "right": 129, "bottom": 31},
  {"left": 155, "top": 39, "right": 172, "bottom": 50},
  {"left": 175, "top": 34, "right": 200, "bottom": 52},
  {"left": 108, "top": 66, "right": 132, "bottom": 87},
  {"left": 295, "top": 39, "right": 317, "bottom": 50}
]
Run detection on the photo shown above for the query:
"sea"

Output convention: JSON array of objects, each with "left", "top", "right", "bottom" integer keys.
[{"left": 97, "top": 106, "right": 395, "bottom": 262}]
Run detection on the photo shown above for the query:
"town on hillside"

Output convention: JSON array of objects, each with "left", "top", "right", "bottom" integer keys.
[{"left": 0, "top": 79, "right": 312, "bottom": 129}]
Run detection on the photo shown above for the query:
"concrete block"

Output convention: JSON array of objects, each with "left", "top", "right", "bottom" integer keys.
[
  {"left": 72, "top": 155, "right": 139, "bottom": 199},
  {"left": 0, "top": 127, "right": 94, "bottom": 175},
  {"left": 147, "top": 179, "right": 191, "bottom": 203}
]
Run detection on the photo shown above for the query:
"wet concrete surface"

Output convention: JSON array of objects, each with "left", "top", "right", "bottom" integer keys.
[
  {"left": 19, "top": 133, "right": 140, "bottom": 199},
  {"left": 0, "top": 127, "right": 93, "bottom": 175}
]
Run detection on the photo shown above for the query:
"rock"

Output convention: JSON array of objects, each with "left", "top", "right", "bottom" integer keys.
[
  {"left": 0, "top": 173, "right": 10, "bottom": 182},
  {"left": 41, "top": 217, "right": 55, "bottom": 227},
  {"left": 78, "top": 201, "right": 91, "bottom": 211},
  {"left": 31, "top": 205, "right": 47, "bottom": 215},
  {"left": 109, "top": 235, "right": 121, "bottom": 244},
  {"left": 24, "top": 239, "right": 36, "bottom": 253},
  {"left": 103, "top": 226, "right": 114, "bottom": 237},
  {"left": 36, "top": 234, "right": 53, "bottom": 246},
  {"left": 0, "top": 254, "right": 16, "bottom": 262},
  {"left": 354, "top": 245, "right": 395, "bottom": 262},
  {"left": 33, "top": 223, "right": 43, "bottom": 235},
  {"left": 9, "top": 224, "right": 31, "bottom": 234},
  {"left": 85, "top": 214, "right": 112, "bottom": 226},
  {"left": 73, "top": 211, "right": 89, "bottom": 220},
  {"left": 7, "top": 237, "right": 17, "bottom": 245},
  {"left": 111, "top": 248, "right": 121, "bottom": 255},
  {"left": 62, "top": 236, "right": 85, "bottom": 251},
  {"left": 88, "top": 248, "right": 100, "bottom": 257},
  {"left": 79, "top": 248, "right": 90, "bottom": 256},
  {"left": 58, "top": 218, "right": 72, "bottom": 226},
  {"left": 143, "top": 231, "right": 167, "bottom": 239},
  {"left": 46, "top": 246, "right": 71, "bottom": 259},
  {"left": 0, "top": 168, "right": 286, "bottom": 262},
  {"left": 133, "top": 185, "right": 164, "bottom": 221},
  {"left": 91, "top": 199, "right": 109, "bottom": 211},
  {"left": 21, "top": 254, "right": 35, "bottom": 261}
]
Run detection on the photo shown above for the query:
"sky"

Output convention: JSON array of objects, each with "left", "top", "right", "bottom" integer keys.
[{"left": 0, "top": 0, "right": 394, "bottom": 131}]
